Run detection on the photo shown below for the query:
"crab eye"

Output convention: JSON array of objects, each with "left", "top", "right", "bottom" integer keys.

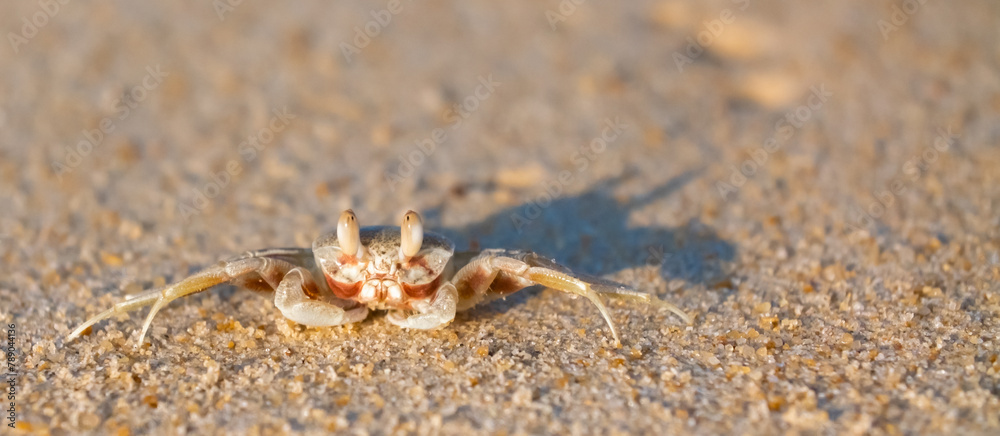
[
  {"left": 337, "top": 209, "right": 360, "bottom": 257},
  {"left": 400, "top": 210, "right": 423, "bottom": 260}
]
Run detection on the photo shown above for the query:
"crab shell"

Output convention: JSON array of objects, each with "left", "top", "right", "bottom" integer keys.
[{"left": 312, "top": 226, "right": 455, "bottom": 310}]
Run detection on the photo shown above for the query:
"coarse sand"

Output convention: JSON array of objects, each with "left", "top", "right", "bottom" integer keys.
[{"left": 2, "top": 1, "right": 999, "bottom": 434}]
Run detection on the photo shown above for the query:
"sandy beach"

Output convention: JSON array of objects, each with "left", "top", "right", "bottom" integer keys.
[{"left": 2, "top": 1, "right": 999, "bottom": 434}]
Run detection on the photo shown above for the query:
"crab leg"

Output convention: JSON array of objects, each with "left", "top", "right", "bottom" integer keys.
[
  {"left": 522, "top": 265, "right": 621, "bottom": 346},
  {"left": 66, "top": 256, "right": 301, "bottom": 346},
  {"left": 588, "top": 285, "right": 692, "bottom": 325},
  {"left": 451, "top": 249, "right": 692, "bottom": 347},
  {"left": 450, "top": 250, "right": 624, "bottom": 346}
]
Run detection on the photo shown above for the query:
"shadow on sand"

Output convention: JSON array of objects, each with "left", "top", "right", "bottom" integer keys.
[{"left": 422, "top": 171, "right": 736, "bottom": 295}]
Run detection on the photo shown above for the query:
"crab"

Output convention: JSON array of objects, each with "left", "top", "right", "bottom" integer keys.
[{"left": 65, "top": 210, "right": 691, "bottom": 348}]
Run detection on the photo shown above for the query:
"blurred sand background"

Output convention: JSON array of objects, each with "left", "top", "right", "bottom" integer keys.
[{"left": 1, "top": 0, "right": 999, "bottom": 434}]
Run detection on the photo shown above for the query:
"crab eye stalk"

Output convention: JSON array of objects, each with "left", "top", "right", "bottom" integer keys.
[
  {"left": 400, "top": 210, "right": 423, "bottom": 260},
  {"left": 337, "top": 209, "right": 361, "bottom": 257}
]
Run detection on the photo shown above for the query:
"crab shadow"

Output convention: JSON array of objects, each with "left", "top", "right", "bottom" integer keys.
[{"left": 421, "top": 171, "right": 736, "bottom": 317}]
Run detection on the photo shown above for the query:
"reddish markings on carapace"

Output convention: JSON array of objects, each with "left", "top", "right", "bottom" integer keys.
[
  {"left": 404, "top": 255, "right": 431, "bottom": 271},
  {"left": 326, "top": 275, "right": 362, "bottom": 299},
  {"left": 402, "top": 274, "right": 442, "bottom": 299}
]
